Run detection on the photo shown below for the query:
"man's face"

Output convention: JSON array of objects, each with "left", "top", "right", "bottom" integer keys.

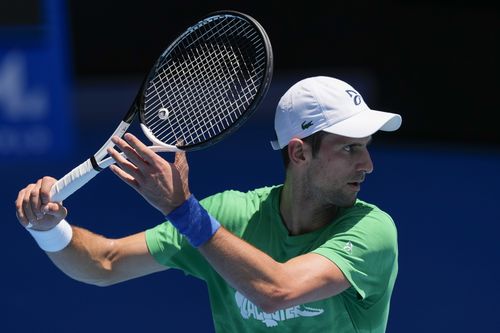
[{"left": 304, "top": 133, "right": 374, "bottom": 207}]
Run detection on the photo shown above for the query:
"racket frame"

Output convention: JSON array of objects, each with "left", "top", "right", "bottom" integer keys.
[{"left": 50, "top": 10, "right": 273, "bottom": 202}]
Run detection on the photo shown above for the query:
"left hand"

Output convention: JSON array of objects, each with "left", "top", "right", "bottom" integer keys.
[{"left": 107, "top": 133, "right": 191, "bottom": 216}]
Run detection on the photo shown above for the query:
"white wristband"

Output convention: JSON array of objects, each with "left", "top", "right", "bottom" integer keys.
[{"left": 26, "top": 219, "right": 73, "bottom": 252}]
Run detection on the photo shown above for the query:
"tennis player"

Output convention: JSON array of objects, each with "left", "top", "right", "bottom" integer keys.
[{"left": 16, "top": 76, "right": 402, "bottom": 332}]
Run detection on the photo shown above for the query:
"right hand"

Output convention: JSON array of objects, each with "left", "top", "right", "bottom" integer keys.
[
  {"left": 108, "top": 133, "right": 191, "bottom": 216},
  {"left": 15, "top": 176, "right": 68, "bottom": 231}
]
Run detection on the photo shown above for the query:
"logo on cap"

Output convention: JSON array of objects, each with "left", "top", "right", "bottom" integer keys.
[
  {"left": 301, "top": 121, "right": 313, "bottom": 130},
  {"left": 345, "top": 90, "right": 362, "bottom": 105}
]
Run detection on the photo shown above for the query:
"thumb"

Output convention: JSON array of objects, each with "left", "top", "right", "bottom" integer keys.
[
  {"left": 174, "top": 150, "right": 190, "bottom": 197},
  {"left": 174, "top": 150, "right": 189, "bottom": 177},
  {"left": 42, "top": 202, "right": 67, "bottom": 219}
]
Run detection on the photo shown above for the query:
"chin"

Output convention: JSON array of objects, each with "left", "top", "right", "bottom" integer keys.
[
  {"left": 321, "top": 189, "right": 357, "bottom": 207},
  {"left": 341, "top": 194, "right": 358, "bottom": 207}
]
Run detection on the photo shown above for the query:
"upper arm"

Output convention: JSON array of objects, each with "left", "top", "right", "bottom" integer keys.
[{"left": 312, "top": 212, "right": 398, "bottom": 304}]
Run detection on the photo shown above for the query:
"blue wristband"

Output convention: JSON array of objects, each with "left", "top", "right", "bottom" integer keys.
[{"left": 166, "top": 195, "right": 221, "bottom": 247}]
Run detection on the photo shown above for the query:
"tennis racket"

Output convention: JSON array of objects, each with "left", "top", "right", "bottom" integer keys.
[{"left": 50, "top": 10, "right": 273, "bottom": 202}]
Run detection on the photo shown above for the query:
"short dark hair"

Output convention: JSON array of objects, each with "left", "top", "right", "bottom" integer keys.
[{"left": 281, "top": 131, "right": 329, "bottom": 169}]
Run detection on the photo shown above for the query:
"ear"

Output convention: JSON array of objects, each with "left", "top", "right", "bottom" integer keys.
[{"left": 287, "top": 138, "right": 311, "bottom": 166}]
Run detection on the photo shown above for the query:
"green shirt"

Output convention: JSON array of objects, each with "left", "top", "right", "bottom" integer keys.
[{"left": 146, "top": 185, "right": 398, "bottom": 332}]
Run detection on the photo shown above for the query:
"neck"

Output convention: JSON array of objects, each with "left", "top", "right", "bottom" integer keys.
[{"left": 279, "top": 181, "right": 339, "bottom": 236}]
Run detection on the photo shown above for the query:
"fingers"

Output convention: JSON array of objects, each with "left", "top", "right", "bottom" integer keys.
[
  {"left": 40, "top": 176, "right": 57, "bottom": 204},
  {"left": 109, "top": 133, "right": 173, "bottom": 187},
  {"left": 109, "top": 136, "right": 145, "bottom": 166},
  {"left": 117, "top": 133, "right": 157, "bottom": 164},
  {"left": 16, "top": 184, "right": 35, "bottom": 226},
  {"left": 108, "top": 145, "right": 141, "bottom": 173},
  {"left": 16, "top": 178, "right": 68, "bottom": 230},
  {"left": 109, "top": 164, "right": 139, "bottom": 189},
  {"left": 43, "top": 202, "right": 67, "bottom": 217},
  {"left": 32, "top": 177, "right": 60, "bottom": 218},
  {"left": 18, "top": 181, "right": 44, "bottom": 226},
  {"left": 29, "top": 179, "right": 43, "bottom": 220}
]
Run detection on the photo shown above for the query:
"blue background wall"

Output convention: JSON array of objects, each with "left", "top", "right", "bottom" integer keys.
[{"left": 1, "top": 1, "right": 499, "bottom": 332}]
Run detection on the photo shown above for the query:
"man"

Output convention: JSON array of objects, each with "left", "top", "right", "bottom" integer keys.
[{"left": 16, "top": 76, "right": 402, "bottom": 332}]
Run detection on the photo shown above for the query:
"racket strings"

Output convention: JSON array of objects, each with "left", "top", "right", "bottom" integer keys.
[
  {"left": 149, "top": 19, "right": 262, "bottom": 117},
  {"left": 148, "top": 44, "right": 239, "bottom": 127},
  {"left": 151, "top": 46, "right": 243, "bottom": 143},
  {"left": 148, "top": 51, "right": 261, "bottom": 145},
  {"left": 142, "top": 15, "right": 269, "bottom": 147}
]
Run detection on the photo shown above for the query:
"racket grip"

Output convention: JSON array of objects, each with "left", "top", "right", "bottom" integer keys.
[{"left": 50, "top": 159, "right": 100, "bottom": 202}]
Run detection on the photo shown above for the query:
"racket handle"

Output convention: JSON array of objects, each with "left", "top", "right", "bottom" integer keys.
[
  {"left": 50, "top": 159, "right": 100, "bottom": 202},
  {"left": 49, "top": 145, "right": 181, "bottom": 202}
]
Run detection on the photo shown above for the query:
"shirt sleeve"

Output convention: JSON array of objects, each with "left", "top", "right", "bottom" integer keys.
[
  {"left": 145, "top": 219, "right": 211, "bottom": 280},
  {"left": 144, "top": 190, "right": 256, "bottom": 280},
  {"left": 312, "top": 209, "right": 398, "bottom": 307}
]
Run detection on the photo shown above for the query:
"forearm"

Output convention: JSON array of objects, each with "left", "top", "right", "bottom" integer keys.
[
  {"left": 199, "top": 228, "right": 350, "bottom": 312},
  {"left": 16, "top": 176, "right": 167, "bottom": 286},
  {"left": 167, "top": 197, "right": 338, "bottom": 312},
  {"left": 45, "top": 227, "right": 167, "bottom": 286},
  {"left": 199, "top": 227, "right": 291, "bottom": 312},
  {"left": 46, "top": 226, "right": 117, "bottom": 286}
]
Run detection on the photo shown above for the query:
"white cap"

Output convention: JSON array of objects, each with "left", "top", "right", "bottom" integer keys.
[{"left": 270, "top": 76, "right": 402, "bottom": 150}]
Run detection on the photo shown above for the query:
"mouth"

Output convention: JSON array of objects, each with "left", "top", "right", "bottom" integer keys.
[{"left": 347, "top": 181, "right": 362, "bottom": 191}]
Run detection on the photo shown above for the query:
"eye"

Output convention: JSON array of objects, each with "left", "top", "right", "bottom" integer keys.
[{"left": 343, "top": 145, "right": 353, "bottom": 152}]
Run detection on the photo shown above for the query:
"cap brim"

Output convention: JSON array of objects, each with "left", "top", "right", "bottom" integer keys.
[
  {"left": 270, "top": 140, "right": 281, "bottom": 150},
  {"left": 322, "top": 110, "right": 402, "bottom": 138}
]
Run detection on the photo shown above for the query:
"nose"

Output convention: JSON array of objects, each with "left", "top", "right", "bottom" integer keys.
[{"left": 358, "top": 149, "right": 374, "bottom": 174}]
